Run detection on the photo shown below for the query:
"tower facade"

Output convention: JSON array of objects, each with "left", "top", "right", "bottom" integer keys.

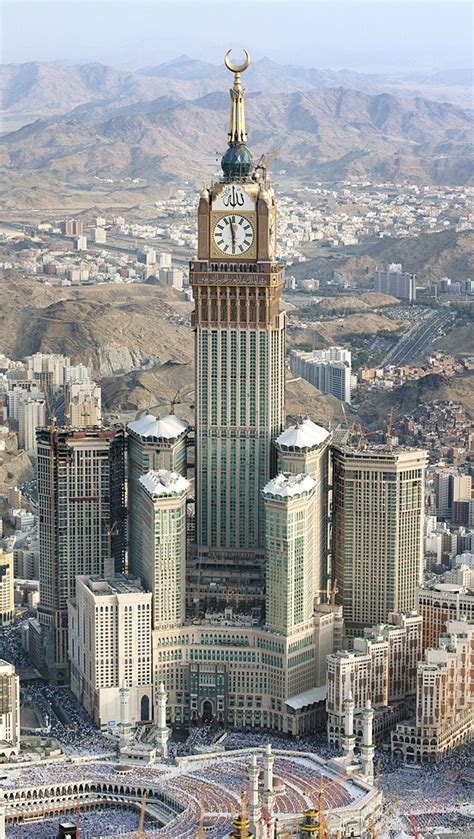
[
  {"left": 264, "top": 473, "right": 316, "bottom": 635},
  {"left": 189, "top": 53, "right": 285, "bottom": 612},
  {"left": 332, "top": 444, "right": 427, "bottom": 634},
  {"left": 127, "top": 413, "right": 188, "bottom": 577},
  {"left": 136, "top": 469, "right": 189, "bottom": 631},
  {"left": 35, "top": 426, "right": 126, "bottom": 684},
  {"left": 276, "top": 417, "right": 331, "bottom": 593}
]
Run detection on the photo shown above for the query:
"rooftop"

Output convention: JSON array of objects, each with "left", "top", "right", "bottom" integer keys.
[
  {"left": 263, "top": 472, "right": 316, "bottom": 500},
  {"left": 85, "top": 575, "right": 149, "bottom": 597},
  {"left": 276, "top": 416, "right": 330, "bottom": 451},
  {"left": 139, "top": 469, "right": 190, "bottom": 499},
  {"left": 127, "top": 412, "right": 188, "bottom": 441}
]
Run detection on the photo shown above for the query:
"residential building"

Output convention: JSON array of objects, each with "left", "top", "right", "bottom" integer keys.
[
  {"left": 68, "top": 575, "right": 152, "bottom": 728},
  {"left": 0, "top": 551, "right": 14, "bottom": 626},
  {"left": 65, "top": 382, "right": 102, "bottom": 427},
  {"left": 373, "top": 264, "right": 416, "bottom": 302},
  {"left": 332, "top": 444, "right": 427, "bottom": 634},
  {"left": 0, "top": 660, "right": 20, "bottom": 758},
  {"left": 33, "top": 426, "right": 126, "bottom": 684},
  {"left": 391, "top": 619, "right": 474, "bottom": 762},
  {"left": 434, "top": 467, "right": 471, "bottom": 520},
  {"left": 326, "top": 611, "right": 423, "bottom": 747},
  {"left": 417, "top": 582, "right": 474, "bottom": 652},
  {"left": 18, "top": 395, "right": 46, "bottom": 452},
  {"left": 289, "top": 347, "right": 351, "bottom": 403}
]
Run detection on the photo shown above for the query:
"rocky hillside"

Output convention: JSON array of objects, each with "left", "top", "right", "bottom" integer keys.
[
  {"left": 357, "top": 372, "right": 474, "bottom": 430},
  {"left": 1, "top": 84, "right": 472, "bottom": 185},
  {"left": 0, "top": 273, "right": 194, "bottom": 378},
  {"left": 294, "top": 229, "right": 474, "bottom": 285}
]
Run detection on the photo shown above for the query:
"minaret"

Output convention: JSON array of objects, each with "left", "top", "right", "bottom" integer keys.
[
  {"left": 341, "top": 690, "right": 355, "bottom": 758},
  {"left": 262, "top": 742, "right": 275, "bottom": 816},
  {"left": 359, "top": 699, "right": 375, "bottom": 783},
  {"left": 119, "top": 681, "right": 131, "bottom": 738},
  {"left": 156, "top": 681, "right": 170, "bottom": 759},
  {"left": 249, "top": 754, "right": 261, "bottom": 836}
]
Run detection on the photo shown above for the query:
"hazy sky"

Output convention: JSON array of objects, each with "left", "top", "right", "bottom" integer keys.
[{"left": 2, "top": 0, "right": 472, "bottom": 72}]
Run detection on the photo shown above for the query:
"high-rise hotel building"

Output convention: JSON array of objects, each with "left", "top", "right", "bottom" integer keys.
[
  {"left": 141, "top": 52, "right": 343, "bottom": 736},
  {"left": 190, "top": 52, "right": 285, "bottom": 612},
  {"left": 32, "top": 426, "right": 126, "bottom": 684},
  {"left": 332, "top": 444, "right": 427, "bottom": 635}
]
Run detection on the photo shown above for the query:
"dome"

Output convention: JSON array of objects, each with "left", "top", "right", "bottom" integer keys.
[
  {"left": 276, "top": 417, "right": 330, "bottom": 451},
  {"left": 221, "top": 142, "right": 253, "bottom": 179},
  {"left": 127, "top": 412, "right": 188, "bottom": 441}
]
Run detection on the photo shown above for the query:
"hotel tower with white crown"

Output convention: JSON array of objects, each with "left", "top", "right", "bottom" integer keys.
[{"left": 148, "top": 51, "right": 343, "bottom": 735}]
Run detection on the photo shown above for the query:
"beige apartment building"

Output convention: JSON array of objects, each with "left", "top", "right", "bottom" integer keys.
[
  {"left": 392, "top": 619, "right": 474, "bottom": 762},
  {"left": 327, "top": 611, "right": 423, "bottom": 747},
  {"left": 0, "top": 660, "right": 20, "bottom": 758},
  {"left": 0, "top": 551, "right": 14, "bottom": 627},
  {"left": 417, "top": 581, "right": 474, "bottom": 651},
  {"left": 332, "top": 444, "right": 427, "bottom": 634},
  {"left": 69, "top": 575, "right": 153, "bottom": 729}
]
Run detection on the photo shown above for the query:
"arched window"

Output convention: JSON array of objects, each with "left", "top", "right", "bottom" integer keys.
[{"left": 141, "top": 694, "right": 150, "bottom": 721}]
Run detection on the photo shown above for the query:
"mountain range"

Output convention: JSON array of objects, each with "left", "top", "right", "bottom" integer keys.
[{"left": 0, "top": 57, "right": 472, "bottom": 186}]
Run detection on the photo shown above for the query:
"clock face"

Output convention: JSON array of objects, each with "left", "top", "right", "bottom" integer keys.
[{"left": 213, "top": 214, "right": 254, "bottom": 256}]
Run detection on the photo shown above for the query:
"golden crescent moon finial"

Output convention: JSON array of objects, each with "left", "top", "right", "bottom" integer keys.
[{"left": 224, "top": 49, "right": 250, "bottom": 74}]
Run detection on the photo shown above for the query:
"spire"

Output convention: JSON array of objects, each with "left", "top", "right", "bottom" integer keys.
[
  {"left": 221, "top": 49, "right": 253, "bottom": 181},
  {"left": 225, "top": 49, "right": 250, "bottom": 143}
]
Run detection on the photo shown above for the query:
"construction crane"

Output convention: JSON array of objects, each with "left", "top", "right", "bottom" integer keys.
[
  {"left": 386, "top": 408, "right": 394, "bottom": 450},
  {"left": 313, "top": 579, "right": 338, "bottom": 607},
  {"left": 197, "top": 791, "right": 206, "bottom": 839},
  {"left": 170, "top": 388, "right": 182, "bottom": 414},
  {"left": 137, "top": 791, "right": 147, "bottom": 838},
  {"left": 254, "top": 149, "right": 279, "bottom": 189},
  {"left": 76, "top": 798, "right": 81, "bottom": 839}
]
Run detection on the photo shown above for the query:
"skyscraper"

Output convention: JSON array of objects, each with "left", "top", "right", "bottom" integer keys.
[
  {"left": 127, "top": 413, "right": 188, "bottom": 577},
  {"left": 33, "top": 426, "right": 126, "bottom": 684},
  {"left": 189, "top": 50, "right": 285, "bottom": 612},
  {"left": 135, "top": 469, "right": 189, "bottom": 631},
  {"left": 332, "top": 443, "right": 427, "bottom": 635}
]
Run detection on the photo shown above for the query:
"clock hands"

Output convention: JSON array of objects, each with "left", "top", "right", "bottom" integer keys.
[{"left": 230, "top": 222, "right": 237, "bottom": 254}]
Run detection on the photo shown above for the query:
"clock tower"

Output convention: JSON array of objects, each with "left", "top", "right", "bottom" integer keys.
[{"left": 189, "top": 50, "right": 285, "bottom": 614}]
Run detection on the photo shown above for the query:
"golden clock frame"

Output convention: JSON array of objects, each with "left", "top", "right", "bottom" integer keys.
[{"left": 210, "top": 210, "right": 257, "bottom": 261}]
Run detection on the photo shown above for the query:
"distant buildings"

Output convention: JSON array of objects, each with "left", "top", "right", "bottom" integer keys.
[
  {"left": 332, "top": 444, "right": 427, "bottom": 634},
  {"left": 434, "top": 467, "right": 471, "bottom": 520},
  {"left": 289, "top": 347, "right": 351, "bottom": 403},
  {"left": 65, "top": 381, "right": 102, "bottom": 428},
  {"left": 69, "top": 575, "right": 153, "bottom": 729},
  {"left": 373, "top": 263, "right": 416, "bottom": 302},
  {"left": 391, "top": 619, "right": 474, "bottom": 762},
  {"left": 32, "top": 426, "right": 126, "bottom": 684}
]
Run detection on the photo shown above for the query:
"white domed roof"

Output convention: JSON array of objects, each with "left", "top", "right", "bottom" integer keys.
[
  {"left": 263, "top": 472, "right": 316, "bottom": 500},
  {"left": 127, "top": 412, "right": 188, "bottom": 441},
  {"left": 139, "top": 469, "right": 189, "bottom": 498},
  {"left": 276, "top": 416, "right": 330, "bottom": 450}
]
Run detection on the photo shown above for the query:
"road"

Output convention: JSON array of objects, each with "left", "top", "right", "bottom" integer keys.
[{"left": 385, "top": 310, "right": 454, "bottom": 366}]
